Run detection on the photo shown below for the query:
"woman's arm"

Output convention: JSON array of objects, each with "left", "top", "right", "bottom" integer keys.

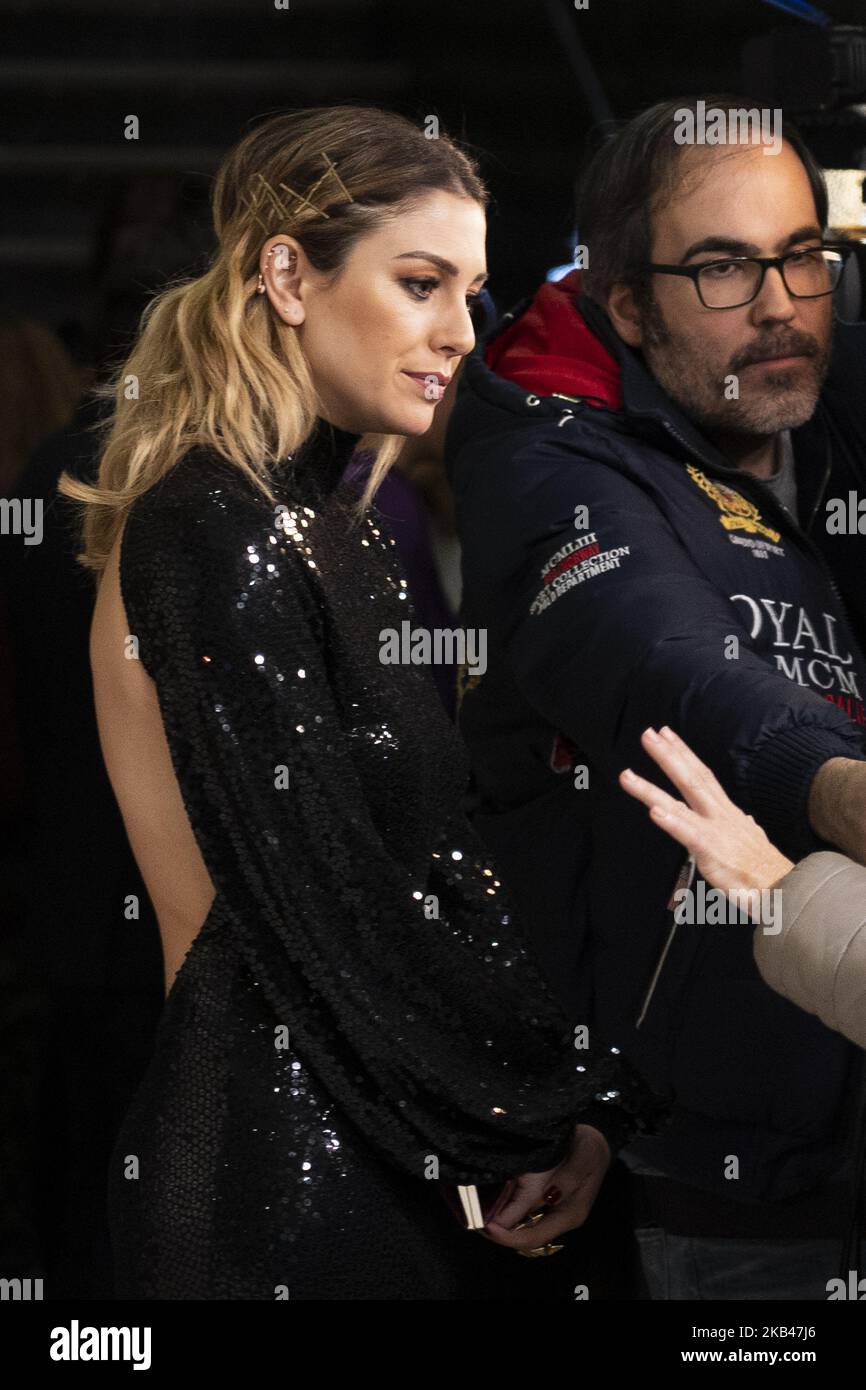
[{"left": 752, "top": 851, "right": 866, "bottom": 1050}]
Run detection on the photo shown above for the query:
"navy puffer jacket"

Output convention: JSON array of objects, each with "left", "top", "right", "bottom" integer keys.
[{"left": 446, "top": 271, "right": 866, "bottom": 1202}]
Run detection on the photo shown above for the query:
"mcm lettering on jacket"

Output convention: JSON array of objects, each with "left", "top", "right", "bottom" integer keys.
[
  {"left": 731, "top": 596, "right": 866, "bottom": 725},
  {"left": 529, "top": 531, "right": 631, "bottom": 615}
]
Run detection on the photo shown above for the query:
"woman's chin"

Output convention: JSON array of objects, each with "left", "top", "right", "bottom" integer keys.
[
  {"left": 316, "top": 397, "right": 433, "bottom": 437},
  {"left": 361, "top": 402, "right": 438, "bottom": 438},
  {"left": 397, "top": 401, "right": 440, "bottom": 436}
]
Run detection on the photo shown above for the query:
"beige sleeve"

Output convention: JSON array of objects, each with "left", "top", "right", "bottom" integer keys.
[{"left": 753, "top": 851, "right": 866, "bottom": 1049}]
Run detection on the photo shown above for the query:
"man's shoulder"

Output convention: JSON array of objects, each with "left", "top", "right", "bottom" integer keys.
[
  {"left": 823, "top": 317, "right": 866, "bottom": 423},
  {"left": 829, "top": 315, "right": 866, "bottom": 371},
  {"left": 449, "top": 393, "right": 662, "bottom": 506}
]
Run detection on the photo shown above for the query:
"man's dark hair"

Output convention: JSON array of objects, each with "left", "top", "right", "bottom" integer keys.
[{"left": 575, "top": 94, "right": 829, "bottom": 308}]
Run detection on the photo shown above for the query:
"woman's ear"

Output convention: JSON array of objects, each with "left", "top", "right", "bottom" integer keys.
[
  {"left": 606, "top": 282, "right": 643, "bottom": 348},
  {"left": 260, "top": 237, "right": 305, "bottom": 325}
]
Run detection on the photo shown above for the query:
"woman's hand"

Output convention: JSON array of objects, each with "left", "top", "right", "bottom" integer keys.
[
  {"left": 619, "top": 725, "right": 794, "bottom": 898},
  {"left": 479, "top": 1123, "right": 611, "bottom": 1251}
]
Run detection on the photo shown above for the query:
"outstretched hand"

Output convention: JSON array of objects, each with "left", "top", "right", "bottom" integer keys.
[{"left": 619, "top": 725, "right": 794, "bottom": 897}]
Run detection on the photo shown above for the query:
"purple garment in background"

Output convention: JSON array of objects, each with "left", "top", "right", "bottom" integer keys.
[{"left": 344, "top": 451, "right": 457, "bottom": 718}]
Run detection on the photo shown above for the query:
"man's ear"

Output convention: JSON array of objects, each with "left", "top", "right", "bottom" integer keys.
[{"left": 606, "top": 282, "right": 643, "bottom": 348}]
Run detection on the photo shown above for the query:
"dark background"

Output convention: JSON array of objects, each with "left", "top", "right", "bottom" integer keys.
[{"left": 4, "top": 0, "right": 866, "bottom": 348}]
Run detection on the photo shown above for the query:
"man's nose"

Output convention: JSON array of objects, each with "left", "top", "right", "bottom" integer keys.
[{"left": 750, "top": 264, "right": 797, "bottom": 321}]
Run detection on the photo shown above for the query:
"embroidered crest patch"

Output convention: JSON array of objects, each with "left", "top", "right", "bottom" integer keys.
[{"left": 686, "top": 464, "right": 781, "bottom": 543}]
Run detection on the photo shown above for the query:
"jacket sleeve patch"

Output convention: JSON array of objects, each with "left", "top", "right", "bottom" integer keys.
[{"left": 530, "top": 531, "right": 631, "bottom": 615}]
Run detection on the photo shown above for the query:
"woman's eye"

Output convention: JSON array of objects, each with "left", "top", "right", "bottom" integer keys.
[
  {"left": 401, "top": 278, "right": 484, "bottom": 311},
  {"left": 402, "top": 277, "right": 439, "bottom": 300}
]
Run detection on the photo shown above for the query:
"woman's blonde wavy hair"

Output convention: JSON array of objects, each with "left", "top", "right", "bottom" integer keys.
[{"left": 59, "top": 105, "right": 488, "bottom": 577}]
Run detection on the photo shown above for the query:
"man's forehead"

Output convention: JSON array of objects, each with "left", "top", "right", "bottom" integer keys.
[{"left": 652, "top": 143, "right": 819, "bottom": 249}]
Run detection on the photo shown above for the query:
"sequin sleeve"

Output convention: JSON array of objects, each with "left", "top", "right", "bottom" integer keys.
[{"left": 119, "top": 466, "right": 661, "bottom": 1187}]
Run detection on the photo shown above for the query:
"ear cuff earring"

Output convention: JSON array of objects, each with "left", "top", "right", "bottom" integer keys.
[{"left": 256, "top": 246, "right": 297, "bottom": 295}]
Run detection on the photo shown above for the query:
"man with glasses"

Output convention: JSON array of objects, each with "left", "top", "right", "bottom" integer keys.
[{"left": 447, "top": 95, "right": 866, "bottom": 1299}]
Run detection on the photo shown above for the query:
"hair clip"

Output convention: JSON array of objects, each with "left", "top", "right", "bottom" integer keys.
[{"left": 242, "top": 151, "right": 353, "bottom": 239}]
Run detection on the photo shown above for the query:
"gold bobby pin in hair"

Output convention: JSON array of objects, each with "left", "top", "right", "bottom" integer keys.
[{"left": 241, "top": 152, "right": 353, "bottom": 236}]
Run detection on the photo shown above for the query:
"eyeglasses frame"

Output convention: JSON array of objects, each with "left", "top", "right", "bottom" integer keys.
[{"left": 643, "top": 241, "right": 855, "bottom": 309}]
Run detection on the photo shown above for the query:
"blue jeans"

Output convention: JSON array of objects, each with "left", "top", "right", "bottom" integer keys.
[{"left": 635, "top": 1228, "right": 866, "bottom": 1301}]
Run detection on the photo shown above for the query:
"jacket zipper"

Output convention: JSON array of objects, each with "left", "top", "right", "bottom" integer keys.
[{"left": 636, "top": 855, "right": 696, "bottom": 1028}]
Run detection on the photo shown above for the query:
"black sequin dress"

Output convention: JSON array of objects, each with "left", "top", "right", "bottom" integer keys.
[{"left": 108, "top": 417, "right": 658, "bottom": 1300}]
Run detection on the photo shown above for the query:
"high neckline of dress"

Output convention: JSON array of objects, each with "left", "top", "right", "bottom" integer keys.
[{"left": 281, "top": 416, "right": 362, "bottom": 498}]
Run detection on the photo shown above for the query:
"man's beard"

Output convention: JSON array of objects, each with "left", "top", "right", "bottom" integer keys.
[{"left": 639, "top": 293, "right": 830, "bottom": 439}]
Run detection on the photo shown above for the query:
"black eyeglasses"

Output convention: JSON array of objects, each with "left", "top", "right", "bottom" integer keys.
[{"left": 645, "top": 243, "right": 854, "bottom": 310}]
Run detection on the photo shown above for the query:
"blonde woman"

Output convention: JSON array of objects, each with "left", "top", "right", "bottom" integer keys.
[{"left": 61, "top": 107, "right": 656, "bottom": 1300}]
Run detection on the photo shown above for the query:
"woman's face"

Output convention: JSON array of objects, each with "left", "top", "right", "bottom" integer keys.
[{"left": 267, "top": 189, "right": 488, "bottom": 436}]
